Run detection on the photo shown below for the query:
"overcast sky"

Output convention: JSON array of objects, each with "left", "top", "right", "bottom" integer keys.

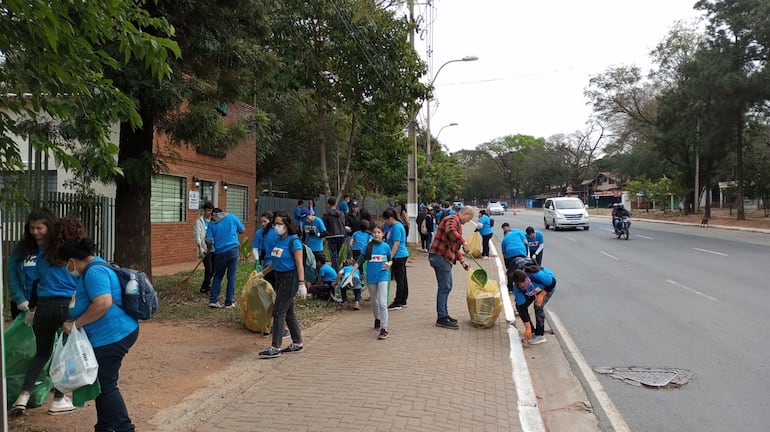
[{"left": 415, "top": 0, "right": 705, "bottom": 153}]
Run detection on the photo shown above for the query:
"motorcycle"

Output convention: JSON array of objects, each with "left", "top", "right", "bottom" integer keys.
[{"left": 614, "top": 216, "right": 631, "bottom": 240}]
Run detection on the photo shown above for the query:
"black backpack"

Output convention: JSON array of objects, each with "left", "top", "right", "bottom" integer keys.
[{"left": 83, "top": 261, "right": 158, "bottom": 320}]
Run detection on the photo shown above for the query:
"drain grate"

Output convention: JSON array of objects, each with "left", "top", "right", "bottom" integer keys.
[{"left": 593, "top": 366, "right": 693, "bottom": 389}]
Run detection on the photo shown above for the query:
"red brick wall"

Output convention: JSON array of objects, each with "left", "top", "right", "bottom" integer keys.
[{"left": 150, "top": 102, "right": 258, "bottom": 268}]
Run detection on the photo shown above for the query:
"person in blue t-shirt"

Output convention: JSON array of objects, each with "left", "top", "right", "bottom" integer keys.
[
  {"left": 511, "top": 264, "right": 557, "bottom": 345},
  {"left": 383, "top": 208, "right": 409, "bottom": 310},
  {"left": 500, "top": 223, "right": 530, "bottom": 293},
  {"left": 338, "top": 258, "right": 363, "bottom": 309},
  {"left": 256, "top": 210, "right": 306, "bottom": 358},
  {"left": 301, "top": 212, "right": 327, "bottom": 263},
  {"left": 348, "top": 225, "right": 392, "bottom": 340},
  {"left": 476, "top": 209, "right": 494, "bottom": 259},
  {"left": 309, "top": 256, "right": 339, "bottom": 301},
  {"left": 206, "top": 208, "right": 245, "bottom": 308},
  {"left": 349, "top": 219, "right": 373, "bottom": 281},
  {"left": 57, "top": 237, "right": 140, "bottom": 431},
  {"left": 525, "top": 226, "right": 545, "bottom": 265},
  {"left": 12, "top": 215, "right": 82, "bottom": 416}
]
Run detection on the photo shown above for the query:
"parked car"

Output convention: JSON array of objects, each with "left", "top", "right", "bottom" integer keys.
[
  {"left": 453, "top": 201, "right": 464, "bottom": 211},
  {"left": 543, "top": 197, "right": 589, "bottom": 231},
  {"left": 487, "top": 201, "right": 505, "bottom": 216}
]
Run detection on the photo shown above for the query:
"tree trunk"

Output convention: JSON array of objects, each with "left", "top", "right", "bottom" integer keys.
[{"left": 114, "top": 111, "right": 154, "bottom": 276}]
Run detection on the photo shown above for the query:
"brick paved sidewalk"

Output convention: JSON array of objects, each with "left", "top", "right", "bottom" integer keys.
[{"left": 183, "top": 250, "right": 523, "bottom": 432}]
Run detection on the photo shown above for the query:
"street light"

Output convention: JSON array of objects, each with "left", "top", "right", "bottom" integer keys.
[
  {"left": 433, "top": 122, "right": 459, "bottom": 152},
  {"left": 426, "top": 56, "right": 478, "bottom": 162}
]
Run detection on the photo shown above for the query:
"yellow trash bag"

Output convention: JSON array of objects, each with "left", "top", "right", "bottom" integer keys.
[
  {"left": 467, "top": 231, "right": 482, "bottom": 258},
  {"left": 240, "top": 271, "right": 275, "bottom": 333},
  {"left": 466, "top": 271, "right": 502, "bottom": 328}
]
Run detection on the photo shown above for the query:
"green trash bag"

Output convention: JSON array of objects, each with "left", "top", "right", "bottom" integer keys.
[
  {"left": 4, "top": 312, "right": 54, "bottom": 408},
  {"left": 73, "top": 379, "right": 101, "bottom": 407}
]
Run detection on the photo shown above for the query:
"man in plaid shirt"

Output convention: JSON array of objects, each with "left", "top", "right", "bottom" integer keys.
[{"left": 428, "top": 206, "right": 475, "bottom": 329}]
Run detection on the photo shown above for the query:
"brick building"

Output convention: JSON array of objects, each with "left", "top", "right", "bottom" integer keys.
[{"left": 150, "top": 102, "right": 258, "bottom": 267}]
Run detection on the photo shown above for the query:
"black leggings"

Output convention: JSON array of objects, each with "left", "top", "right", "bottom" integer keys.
[
  {"left": 23, "top": 297, "right": 71, "bottom": 398},
  {"left": 391, "top": 257, "right": 409, "bottom": 305}
]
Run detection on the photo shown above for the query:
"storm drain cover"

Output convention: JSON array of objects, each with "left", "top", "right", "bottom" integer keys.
[{"left": 593, "top": 366, "right": 693, "bottom": 389}]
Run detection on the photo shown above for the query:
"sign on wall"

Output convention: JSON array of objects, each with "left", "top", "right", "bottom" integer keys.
[{"left": 188, "top": 191, "right": 200, "bottom": 210}]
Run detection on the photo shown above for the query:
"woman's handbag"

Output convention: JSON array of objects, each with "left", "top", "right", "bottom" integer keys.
[{"left": 49, "top": 323, "right": 99, "bottom": 393}]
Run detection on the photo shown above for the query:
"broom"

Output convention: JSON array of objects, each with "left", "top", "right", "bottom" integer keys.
[{"left": 173, "top": 259, "right": 203, "bottom": 291}]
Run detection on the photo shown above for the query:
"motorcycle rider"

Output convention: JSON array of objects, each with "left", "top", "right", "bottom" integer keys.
[{"left": 611, "top": 203, "right": 631, "bottom": 233}]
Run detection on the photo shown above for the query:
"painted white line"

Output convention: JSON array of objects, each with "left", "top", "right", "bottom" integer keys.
[
  {"left": 547, "top": 311, "right": 631, "bottom": 432},
  {"left": 635, "top": 234, "right": 654, "bottom": 240},
  {"left": 693, "top": 247, "right": 728, "bottom": 257},
  {"left": 666, "top": 279, "right": 718, "bottom": 301},
  {"left": 601, "top": 251, "right": 620, "bottom": 260},
  {"left": 565, "top": 237, "right": 577, "bottom": 242},
  {"left": 508, "top": 326, "right": 546, "bottom": 432},
  {"left": 492, "top": 243, "right": 516, "bottom": 322},
  {"left": 493, "top": 243, "right": 545, "bottom": 431}
]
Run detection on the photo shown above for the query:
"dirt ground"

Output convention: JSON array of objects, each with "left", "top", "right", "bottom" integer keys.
[
  {"left": 8, "top": 209, "right": 767, "bottom": 432},
  {"left": 8, "top": 320, "right": 265, "bottom": 432}
]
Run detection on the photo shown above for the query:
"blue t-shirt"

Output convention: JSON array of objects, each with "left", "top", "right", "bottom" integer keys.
[
  {"left": 387, "top": 221, "right": 409, "bottom": 259},
  {"left": 303, "top": 217, "right": 327, "bottom": 252},
  {"left": 340, "top": 265, "right": 361, "bottom": 286},
  {"left": 351, "top": 230, "right": 373, "bottom": 252},
  {"left": 71, "top": 257, "right": 139, "bottom": 348},
  {"left": 206, "top": 213, "right": 245, "bottom": 253},
  {"left": 478, "top": 215, "right": 493, "bottom": 236},
  {"left": 265, "top": 235, "right": 303, "bottom": 272},
  {"left": 251, "top": 226, "right": 280, "bottom": 260},
  {"left": 318, "top": 264, "right": 337, "bottom": 283},
  {"left": 528, "top": 267, "right": 556, "bottom": 292},
  {"left": 357, "top": 241, "right": 392, "bottom": 283},
  {"left": 512, "top": 277, "right": 538, "bottom": 306},
  {"left": 338, "top": 201, "right": 349, "bottom": 214},
  {"left": 36, "top": 254, "right": 78, "bottom": 298},
  {"left": 527, "top": 231, "right": 545, "bottom": 254},
  {"left": 501, "top": 229, "right": 529, "bottom": 258}
]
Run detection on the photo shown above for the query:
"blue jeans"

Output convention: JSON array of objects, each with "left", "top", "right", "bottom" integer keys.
[
  {"left": 429, "top": 253, "right": 453, "bottom": 319},
  {"left": 93, "top": 327, "right": 139, "bottom": 432},
  {"left": 210, "top": 247, "right": 239, "bottom": 306}
]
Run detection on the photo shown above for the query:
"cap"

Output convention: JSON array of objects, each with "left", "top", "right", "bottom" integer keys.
[
  {"left": 299, "top": 209, "right": 311, "bottom": 221},
  {"left": 350, "top": 200, "right": 359, "bottom": 207}
]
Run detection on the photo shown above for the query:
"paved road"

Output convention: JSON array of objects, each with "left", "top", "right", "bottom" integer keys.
[{"left": 502, "top": 210, "right": 770, "bottom": 431}]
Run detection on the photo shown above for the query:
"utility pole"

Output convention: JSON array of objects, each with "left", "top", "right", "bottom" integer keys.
[{"left": 406, "top": 0, "right": 418, "bottom": 244}]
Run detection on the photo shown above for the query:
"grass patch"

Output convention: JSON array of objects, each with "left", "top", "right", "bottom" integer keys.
[{"left": 152, "top": 261, "right": 342, "bottom": 329}]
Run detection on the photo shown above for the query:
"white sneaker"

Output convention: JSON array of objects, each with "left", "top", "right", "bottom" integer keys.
[
  {"left": 48, "top": 395, "right": 76, "bottom": 415},
  {"left": 11, "top": 392, "right": 30, "bottom": 413},
  {"left": 528, "top": 335, "right": 547, "bottom": 345}
]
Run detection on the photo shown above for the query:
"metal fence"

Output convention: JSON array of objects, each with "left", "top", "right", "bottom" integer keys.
[{"left": 1, "top": 192, "right": 116, "bottom": 271}]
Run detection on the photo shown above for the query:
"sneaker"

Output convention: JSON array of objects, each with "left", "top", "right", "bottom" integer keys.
[
  {"left": 354, "top": 301, "right": 361, "bottom": 310},
  {"left": 258, "top": 346, "right": 282, "bottom": 359},
  {"left": 282, "top": 329, "right": 290, "bottom": 339},
  {"left": 447, "top": 316, "right": 458, "bottom": 323},
  {"left": 224, "top": 303, "right": 237, "bottom": 309},
  {"left": 374, "top": 318, "right": 381, "bottom": 329},
  {"left": 199, "top": 288, "right": 210, "bottom": 294},
  {"left": 528, "top": 335, "right": 547, "bottom": 345},
  {"left": 378, "top": 328, "right": 389, "bottom": 340},
  {"left": 11, "top": 393, "right": 29, "bottom": 414},
  {"left": 208, "top": 302, "right": 222, "bottom": 308},
  {"left": 280, "top": 343, "right": 304, "bottom": 353},
  {"left": 261, "top": 331, "right": 271, "bottom": 337},
  {"left": 387, "top": 303, "right": 402, "bottom": 310},
  {"left": 400, "top": 303, "right": 408, "bottom": 308},
  {"left": 48, "top": 395, "right": 76, "bottom": 416},
  {"left": 436, "top": 317, "right": 459, "bottom": 330}
]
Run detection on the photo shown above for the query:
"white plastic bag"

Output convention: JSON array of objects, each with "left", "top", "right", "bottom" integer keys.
[{"left": 50, "top": 324, "right": 99, "bottom": 392}]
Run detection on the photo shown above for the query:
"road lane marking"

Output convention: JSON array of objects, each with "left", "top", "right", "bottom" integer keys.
[
  {"left": 636, "top": 234, "right": 654, "bottom": 239},
  {"left": 601, "top": 251, "right": 620, "bottom": 260},
  {"left": 547, "top": 311, "right": 632, "bottom": 432},
  {"left": 693, "top": 247, "right": 728, "bottom": 256},
  {"left": 666, "top": 279, "right": 718, "bottom": 301},
  {"left": 565, "top": 236, "right": 577, "bottom": 242}
]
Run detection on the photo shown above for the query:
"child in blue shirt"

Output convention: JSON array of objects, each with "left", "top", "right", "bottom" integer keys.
[
  {"left": 309, "top": 256, "right": 340, "bottom": 302},
  {"left": 349, "top": 225, "right": 392, "bottom": 340},
  {"left": 349, "top": 219, "right": 373, "bottom": 281},
  {"left": 338, "top": 259, "right": 363, "bottom": 309}
]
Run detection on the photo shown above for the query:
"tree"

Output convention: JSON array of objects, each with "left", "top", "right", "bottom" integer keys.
[
  {"left": 0, "top": 1, "right": 179, "bottom": 207},
  {"left": 110, "top": 0, "right": 273, "bottom": 272},
  {"left": 477, "top": 134, "right": 545, "bottom": 204}
]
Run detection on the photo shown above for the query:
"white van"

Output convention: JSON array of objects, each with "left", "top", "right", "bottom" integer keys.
[{"left": 543, "top": 197, "right": 590, "bottom": 231}]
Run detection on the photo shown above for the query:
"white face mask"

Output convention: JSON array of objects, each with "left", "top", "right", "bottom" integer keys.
[
  {"left": 67, "top": 260, "right": 80, "bottom": 277},
  {"left": 274, "top": 225, "right": 287, "bottom": 236}
]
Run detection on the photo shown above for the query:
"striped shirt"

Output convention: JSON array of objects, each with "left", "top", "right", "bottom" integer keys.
[{"left": 429, "top": 213, "right": 465, "bottom": 264}]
